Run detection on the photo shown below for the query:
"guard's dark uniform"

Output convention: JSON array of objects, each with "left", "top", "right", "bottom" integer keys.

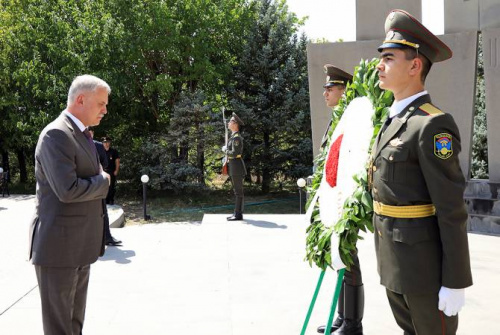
[
  {"left": 226, "top": 113, "right": 246, "bottom": 221},
  {"left": 103, "top": 141, "right": 119, "bottom": 205},
  {"left": 371, "top": 9, "right": 473, "bottom": 335},
  {"left": 317, "top": 66, "right": 364, "bottom": 335}
]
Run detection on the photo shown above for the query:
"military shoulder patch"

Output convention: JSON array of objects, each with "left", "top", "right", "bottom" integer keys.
[
  {"left": 434, "top": 133, "right": 453, "bottom": 159},
  {"left": 420, "top": 103, "right": 443, "bottom": 116}
]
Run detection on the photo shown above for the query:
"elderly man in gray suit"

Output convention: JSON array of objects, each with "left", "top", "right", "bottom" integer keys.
[{"left": 30, "top": 74, "right": 111, "bottom": 335}]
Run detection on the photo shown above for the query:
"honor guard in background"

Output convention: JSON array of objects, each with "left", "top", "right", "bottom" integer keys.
[
  {"left": 320, "top": 65, "right": 353, "bottom": 149},
  {"left": 371, "top": 9, "right": 473, "bottom": 334},
  {"left": 317, "top": 66, "right": 364, "bottom": 335},
  {"left": 102, "top": 136, "right": 120, "bottom": 205},
  {"left": 223, "top": 113, "right": 246, "bottom": 221}
]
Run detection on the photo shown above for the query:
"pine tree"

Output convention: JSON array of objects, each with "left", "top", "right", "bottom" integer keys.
[{"left": 229, "top": 0, "right": 312, "bottom": 193}]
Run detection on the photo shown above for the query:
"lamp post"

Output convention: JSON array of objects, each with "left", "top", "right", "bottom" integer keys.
[
  {"left": 141, "top": 174, "right": 151, "bottom": 220},
  {"left": 297, "top": 178, "right": 306, "bottom": 214}
]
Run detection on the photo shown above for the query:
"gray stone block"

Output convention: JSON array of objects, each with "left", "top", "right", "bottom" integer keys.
[
  {"left": 483, "top": 28, "right": 500, "bottom": 182},
  {"left": 356, "top": 0, "right": 421, "bottom": 41},
  {"left": 445, "top": 0, "right": 500, "bottom": 33},
  {"left": 107, "top": 204, "right": 125, "bottom": 228},
  {"left": 469, "top": 214, "right": 500, "bottom": 234}
]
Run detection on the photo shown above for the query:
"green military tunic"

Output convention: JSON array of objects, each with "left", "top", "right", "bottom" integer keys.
[
  {"left": 227, "top": 131, "right": 246, "bottom": 215},
  {"left": 371, "top": 94, "right": 473, "bottom": 295}
]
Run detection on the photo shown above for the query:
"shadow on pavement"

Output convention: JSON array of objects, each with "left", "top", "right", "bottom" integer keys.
[
  {"left": 99, "top": 248, "right": 136, "bottom": 264},
  {"left": 243, "top": 219, "right": 287, "bottom": 229}
]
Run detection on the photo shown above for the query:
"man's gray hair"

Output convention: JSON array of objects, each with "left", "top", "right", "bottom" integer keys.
[{"left": 67, "top": 75, "right": 111, "bottom": 106}]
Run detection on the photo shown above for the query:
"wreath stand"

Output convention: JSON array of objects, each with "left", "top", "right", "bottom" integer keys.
[{"left": 300, "top": 268, "right": 345, "bottom": 335}]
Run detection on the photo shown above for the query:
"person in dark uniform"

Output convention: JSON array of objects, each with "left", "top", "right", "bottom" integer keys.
[
  {"left": 102, "top": 136, "right": 120, "bottom": 205},
  {"left": 370, "top": 9, "right": 473, "bottom": 335},
  {"left": 89, "top": 129, "right": 122, "bottom": 246},
  {"left": 320, "top": 65, "right": 353, "bottom": 149},
  {"left": 223, "top": 113, "right": 246, "bottom": 221},
  {"left": 317, "top": 67, "right": 363, "bottom": 335}
]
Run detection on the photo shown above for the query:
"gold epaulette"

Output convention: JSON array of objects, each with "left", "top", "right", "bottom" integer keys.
[{"left": 419, "top": 103, "right": 443, "bottom": 116}]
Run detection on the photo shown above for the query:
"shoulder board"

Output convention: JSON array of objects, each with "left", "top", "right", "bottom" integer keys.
[
  {"left": 419, "top": 103, "right": 444, "bottom": 116},
  {"left": 233, "top": 134, "right": 240, "bottom": 138}
]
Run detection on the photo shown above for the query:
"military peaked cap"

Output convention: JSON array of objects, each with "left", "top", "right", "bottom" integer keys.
[
  {"left": 378, "top": 9, "right": 452, "bottom": 63},
  {"left": 101, "top": 136, "right": 112, "bottom": 142},
  {"left": 231, "top": 113, "right": 245, "bottom": 126},
  {"left": 323, "top": 65, "right": 353, "bottom": 88}
]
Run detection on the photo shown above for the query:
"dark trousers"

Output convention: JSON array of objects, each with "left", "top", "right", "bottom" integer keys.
[
  {"left": 105, "top": 174, "right": 116, "bottom": 205},
  {"left": 386, "top": 289, "right": 458, "bottom": 335},
  {"left": 35, "top": 264, "right": 91, "bottom": 335},
  {"left": 103, "top": 200, "right": 112, "bottom": 240},
  {"left": 230, "top": 175, "right": 244, "bottom": 214}
]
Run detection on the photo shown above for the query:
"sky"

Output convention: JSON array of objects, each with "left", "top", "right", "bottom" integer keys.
[{"left": 285, "top": 0, "right": 444, "bottom": 42}]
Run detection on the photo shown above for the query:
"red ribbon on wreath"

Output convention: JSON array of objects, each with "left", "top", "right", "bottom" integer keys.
[{"left": 325, "top": 134, "right": 343, "bottom": 188}]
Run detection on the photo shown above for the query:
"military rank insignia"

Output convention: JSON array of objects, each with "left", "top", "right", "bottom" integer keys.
[{"left": 434, "top": 133, "right": 453, "bottom": 159}]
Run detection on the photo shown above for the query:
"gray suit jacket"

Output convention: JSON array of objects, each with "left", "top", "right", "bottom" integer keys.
[{"left": 29, "top": 113, "right": 109, "bottom": 267}]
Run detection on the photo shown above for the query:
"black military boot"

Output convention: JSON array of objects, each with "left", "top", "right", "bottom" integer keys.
[
  {"left": 227, "top": 212, "right": 243, "bottom": 221},
  {"left": 317, "top": 282, "right": 345, "bottom": 333},
  {"left": 332, "top": 284, "right": 364, "bottom": 335}
]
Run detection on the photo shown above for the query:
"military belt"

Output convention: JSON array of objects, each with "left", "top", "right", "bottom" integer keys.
[
  {"left": 373, "top": 201, "right": 436, "bottom": 218},
  {"left": 228, "top": 155, "right": 242, "bottom": 160}
]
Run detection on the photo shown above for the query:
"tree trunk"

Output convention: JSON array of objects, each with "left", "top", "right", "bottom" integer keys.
[
  {"left": 196, "top": 122, "right": 205, "bottom": 185},
  {"left": 261, "top": 132, "right": 271, "bottom": 193},
  {"left": 17, "top": 148, "right": 27, "bottom": 183},
  {"left": 1, "top": 151, "right": 10, "bottom": 181}
]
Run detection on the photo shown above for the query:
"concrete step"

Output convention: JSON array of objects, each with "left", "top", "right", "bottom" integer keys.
[
  {"left": 465, "top": 179, "right": 500, "bottom": 199},
  {"left": 464, "top": 198, "right": 500, "bottom": 216}
]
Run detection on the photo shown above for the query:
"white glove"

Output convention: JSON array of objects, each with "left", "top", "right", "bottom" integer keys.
[
  {"left": 438, "top": 286, "right": 465, "bottom": 317},
  {"left": 222, "top": 145, "right": 227, "bottom": 152}
]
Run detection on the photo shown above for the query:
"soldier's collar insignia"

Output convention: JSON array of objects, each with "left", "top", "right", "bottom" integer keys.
[
  {"left": 434, "top": 133, "right": 453, "bottom": 159},
  {"left": 389, "top": 138, "right": 404, "bottom": 147}
]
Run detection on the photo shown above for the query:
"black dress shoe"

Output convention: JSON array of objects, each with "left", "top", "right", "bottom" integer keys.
[
  {"left": 227, "top": 214, "right": 243, "bottom": 221},
  {"left": 105, "top": 237, "right": 122, "bottom": 246},
  {"left": 332, "top": 319, "right": 363, "bottom": 335}
]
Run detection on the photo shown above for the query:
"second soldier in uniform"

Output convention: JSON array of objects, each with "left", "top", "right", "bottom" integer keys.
[
  {"left": 224, "top": 113, "right": 246, "bottom": 221},
  {"left": 317, "top": 66, "right": 364, "bottom": 335}
]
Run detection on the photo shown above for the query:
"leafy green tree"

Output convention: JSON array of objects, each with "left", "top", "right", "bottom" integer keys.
[
  {"left": 0, "top": 0, "right": 119, "bottom": 182},
  {"left": 98, "top": 0, "right": 255, "bottom": 189},
  {"left": 229, "top": 0, "right": 312, "bottom": 193}
]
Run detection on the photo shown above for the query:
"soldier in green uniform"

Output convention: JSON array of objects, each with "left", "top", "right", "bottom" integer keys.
[
  {"left": 223, "top": 113, "right": 246, "bottom": 221},
  {"left": 317, "top": 66, "right": 364, "bottom": 335},
  {"left": 370, "top": 9, "right": 473, "bottom": 334},
  {"left": 320, "top": 65, "right": 353, "bottom": 150}
]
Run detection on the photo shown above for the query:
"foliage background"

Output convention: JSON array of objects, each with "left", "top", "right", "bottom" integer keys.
[{"left": 0, "top": 0, "right": 312, "bottom": 194}]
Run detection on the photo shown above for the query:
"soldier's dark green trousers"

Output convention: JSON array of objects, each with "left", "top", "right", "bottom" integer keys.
[
  {"left": 386, "top": 289, "right": 458, "bottom": 335},
  {"left": 230, "top": 175, "right": 244, "bottom": 214}
]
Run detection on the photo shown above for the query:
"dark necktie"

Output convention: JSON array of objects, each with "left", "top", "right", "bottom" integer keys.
[{"left": 83, "top": 129, "right": 97, "bottom": 156}]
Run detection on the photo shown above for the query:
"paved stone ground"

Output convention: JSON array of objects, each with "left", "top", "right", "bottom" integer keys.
[{"left": 0, "top": 195, "right": 498, "bottom": 334}]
